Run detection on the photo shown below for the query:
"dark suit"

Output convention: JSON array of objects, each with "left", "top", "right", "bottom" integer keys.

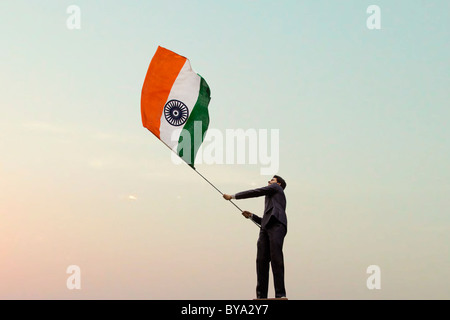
[{"left": 235, "top": 183, "right": 287, "bottom": 298}]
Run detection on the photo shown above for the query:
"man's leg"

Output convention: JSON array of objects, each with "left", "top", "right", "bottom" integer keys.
[
  {"left": 268, "top": 222, "right": 287, "bottom": 298},
  {"left": 256, "top": 228, "right": 270, "bottom": 299}
]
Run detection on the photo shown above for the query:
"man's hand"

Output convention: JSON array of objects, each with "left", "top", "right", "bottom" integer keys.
[
  {"left": 242, "top": 211, "right": 253, "bottom": 219},
  {"left": 223, "top": 194, "right": 232, "bottom": 200}
]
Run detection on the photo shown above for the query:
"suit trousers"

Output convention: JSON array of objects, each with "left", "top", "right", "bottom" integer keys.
[{"left": 256, "top": 218, "right": 287, "bottom": 298}]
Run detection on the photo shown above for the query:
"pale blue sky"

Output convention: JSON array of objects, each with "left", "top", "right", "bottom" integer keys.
[{"left": 1, "top": 0, "right": 449, "bottom": 299}]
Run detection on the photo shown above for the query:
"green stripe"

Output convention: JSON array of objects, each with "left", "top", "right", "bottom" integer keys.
[{"left": 177, "top": 75, "right": 211, "bottom": 167}]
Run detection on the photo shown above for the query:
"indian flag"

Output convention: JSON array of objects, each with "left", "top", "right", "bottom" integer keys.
[{"left": 141, "top": 46, "right": 211, "bottom": 167}]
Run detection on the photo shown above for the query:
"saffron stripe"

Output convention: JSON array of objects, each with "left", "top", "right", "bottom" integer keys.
[{"left": 141, "top": 46, "right": 186, "bottom": 138}]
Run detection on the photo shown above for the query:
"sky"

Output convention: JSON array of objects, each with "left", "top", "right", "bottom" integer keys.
[{"left": 1, "top": 0, "right": 449, "bottom": 300}]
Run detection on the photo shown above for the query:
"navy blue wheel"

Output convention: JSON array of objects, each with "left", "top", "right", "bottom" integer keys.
[{"left": 164, "top": 99, "right": 189, "bottom": 126}]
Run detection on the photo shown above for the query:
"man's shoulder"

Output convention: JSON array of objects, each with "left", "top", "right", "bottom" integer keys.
[{"left": 269, "top": 183, "right": 284, "bottom": 192}]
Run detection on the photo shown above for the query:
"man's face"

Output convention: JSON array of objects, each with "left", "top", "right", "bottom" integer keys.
[{"left": 268, "top": 177, "right": 279, "bottom": 186}]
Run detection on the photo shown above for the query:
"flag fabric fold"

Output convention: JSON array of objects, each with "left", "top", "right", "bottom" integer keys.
[{"left": 141, "top": 46, "right": 211, "bottom": 167}]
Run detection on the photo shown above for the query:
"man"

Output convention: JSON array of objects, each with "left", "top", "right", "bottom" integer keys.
[{"left": 223, "top": 175, "right": 287, "bottom": 299}]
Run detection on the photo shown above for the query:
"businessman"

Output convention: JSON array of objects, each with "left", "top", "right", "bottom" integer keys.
[{"left": 223, "top": 175, "right": 287, "bottom": 299}]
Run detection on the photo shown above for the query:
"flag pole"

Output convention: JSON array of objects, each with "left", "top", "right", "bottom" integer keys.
[
  {"left": 189, "top": 166, "right": 261, "bottom": 229},
  {"left": 191, "top": 167, "right": 241, "bottom": 210},
  {"left": 150, "top": 137, "right": 261, "bottom": 228}
]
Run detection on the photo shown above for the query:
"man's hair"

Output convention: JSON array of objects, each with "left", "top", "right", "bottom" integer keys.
[{"left": 273, "top": 175, "right": 287, "bottom": 190}]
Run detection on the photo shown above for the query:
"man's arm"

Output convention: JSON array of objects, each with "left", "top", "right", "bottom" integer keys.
[
  {"left": 221, "top": 196, "right": 262, "bottom": 224},
  {"left": 242, "top": 211, "right": 262, "bottom": 225},
  {"left": 234, "top": 183, "right": 278, "bottom": 200},
  {"left": 223, "top": 194, "right": 233, "bottom": 200},
  {"left": 223, "top": 184, "right": 279, "bottom": 201}
]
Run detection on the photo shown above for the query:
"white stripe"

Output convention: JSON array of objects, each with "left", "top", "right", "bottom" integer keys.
[{"left": 159, "top": 59, "right": 201, "bottom": 150}]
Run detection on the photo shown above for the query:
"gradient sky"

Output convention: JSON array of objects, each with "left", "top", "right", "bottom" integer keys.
[{"left": 1, "top": 0, "right": 449, "bottom": 299}]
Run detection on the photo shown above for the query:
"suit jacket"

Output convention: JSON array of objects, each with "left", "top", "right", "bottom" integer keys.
[{"left": 235, "top": 183, "right": 287, "bottom": 229}]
